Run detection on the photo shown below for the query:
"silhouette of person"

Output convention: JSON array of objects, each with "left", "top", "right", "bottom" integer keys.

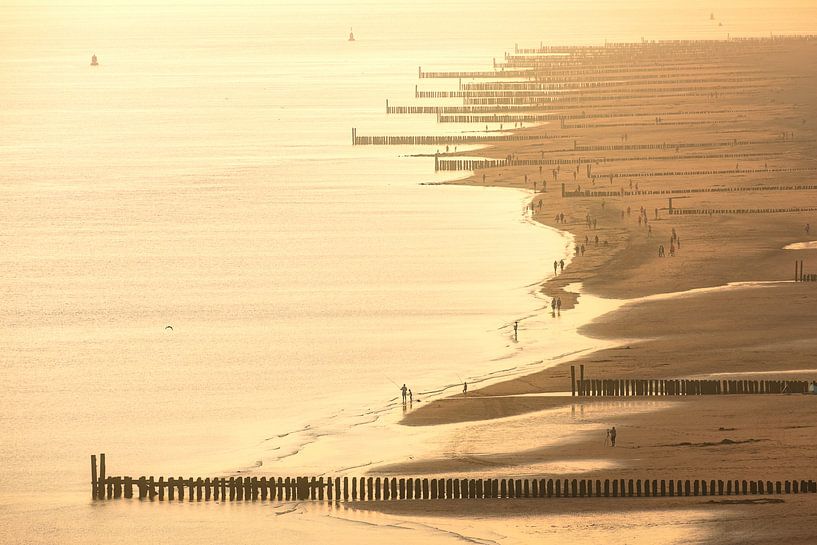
[
  {"left": 560, "top": 259, "right": 565, "bottom": 272},
  {"left": 408, "top": 389, "right": 413, "bottom": 404},
  {"left": 401, "top": 384, "right": 408, "bottom": 403},
  {"left": 513, "top": 321, "right": 518, "bottom": 340},
  {"left": 610, "top": 426, "right": 617, "bottom": 447},
  {"left": 463, "top": 382, "right": 468, "bottom": 395}
]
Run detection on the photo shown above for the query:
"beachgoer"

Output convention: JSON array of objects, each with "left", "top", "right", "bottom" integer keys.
[
  {"left": 560, "top": 213, "right": 565, "bottom": 223},
  {"left": 401, "top": 384, "right": 408, "bottom": 403},
  {"left": 513, "top": 321, "right": 518, "bottom": 339},
  {"left": 594, "top": 235, "right": 599, "bottom": 246},
  {"left": 554, "top": 260, "right": 558, "bottom": 274},
  {"left": 560, "top": 259, "right": 565, "bottom": 272},
  {"left": 463, "top": 382, "right": 468, "bottom": 395},
  {"left": 556, "top": 297, "right": 562, "bottom": 314},
  {"left": 408, "top": 389, "right": 413, "bottom": 403},
  {"left": 551, "top": 298, "right": 557, "bottom": 313},
  {"left": 610, "top": 426, "right": 617, "bottom": 447},
  {"left": 581, "top": 244, "right": 585, "bottom": 256}
]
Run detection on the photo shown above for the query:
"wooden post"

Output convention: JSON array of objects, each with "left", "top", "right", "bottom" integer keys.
[
  {"left": 138, "top": 476, "right": 147, "bottom": 499},
  {"left": 501, "top": 479, "right": 508, "bottom": 498},
  {"left": 579, "top": 365, "right": 585, "bottom": 396},
  {"left": 430, "top": 478, "right": 437, "bottom": 499},
  {"left": 406, "top": 478, "right": 413, "bottom": 500},
  {"left": 352, "top": 477, "right": 357, "bottom": 500},
  {"left": 343, "top": 477, "right": 349, "bottom": 501},
  {"left": 91, "top": 455, "right": 98, "bottom": 500},
  {"left": 570, "top": 365, "right": 576, "bottom": 396},
  {"left": 98, "top": 453, "right": 106, "bottom": 500},
  {"left": 196, "top": 478, "right": 203, "bottom": 501},
  {"left": 124, "top": 476, "right": 133, "bottom": 499},
  {"left": 422, "top": 478, "right": 429, "bottom": 500}
]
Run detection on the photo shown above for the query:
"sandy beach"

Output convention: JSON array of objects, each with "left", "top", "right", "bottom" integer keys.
[{"left": 357, "top": 36, "right": 817, "bottom": 542}]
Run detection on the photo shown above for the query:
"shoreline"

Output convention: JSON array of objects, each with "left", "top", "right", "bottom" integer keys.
[{"left": 353, "top": 36, "right": 817, "bottom": 543}]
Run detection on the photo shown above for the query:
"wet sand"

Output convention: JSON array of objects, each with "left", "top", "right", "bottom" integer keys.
[{"left": 365, "top": 37, "right": 817, "bottom": 542}]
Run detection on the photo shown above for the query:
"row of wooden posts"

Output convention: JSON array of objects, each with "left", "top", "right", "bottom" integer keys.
[
  {"left": 567, "top": 180, "right": 817, "bottom": 199},
  {"left": 458, "top": 71, "right": 761, "bottom": 89},
  {"left": 434, "top": 151, "right": 775, "bottom": 171},
  {"left": 417, "top": 85, "right": 752, "bottom": 99},
  {"left": 435, "top": 107, "right": 763, "bottom": 124},
  {"left": 514, "top": 34, "right": 817, "bottom": 58},
  {"left": 511, "top": 35, "right": 817, "bottom": 56},
  {"left": 795, "top": 260, "right": 816, "bottom": 282},
  {"left": 590, "top": 166, "right": 815, "bottom": 181},
  {"left": 92, "top": 455, "right": 817, "bottom": 503},
  {"left": 458, "top": 77, "right": 762, "bottom": 92},
  {"left": 569, "top": 365, "right": 813, "bottom": 396},
  {"left": 417, "top": 62, "right": 751, "bottom": 80},
  {"left": 350, "top": 128, "right": 551, "bottom": 146},
  {"left": 460, "top": 89, "right": 746, "bottom": 106},
  {"left": 669, "top": 206, "right": 817, "bottom": 216}
]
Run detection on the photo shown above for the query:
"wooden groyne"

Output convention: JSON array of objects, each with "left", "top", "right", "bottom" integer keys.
[
  {"left": 669, "top": 206, "right": 817, "bottom": 216},
  {"left": 795, "top": 261, "right": 817, "bottom": 282},
  {"left": 90, "top": 454, "right": 817, "bottom": 502},
  {"left": 458, "top": 89, "right": 748, "bottom": 106},
  {"left": 569, "top": 366, "right": 814, "bottom": 396},
  {"left": 350, "top": 129, "right": 553, "bottom": 146},
  {"left": 561, "top": 181, "right": 817, "bottom": 199},
  {"left": 434, "top": 152, "right": 778, "bottom": 172},
  {"left": 588, "top": 166, "right": 817, "bottom": 181},
  {"left": 434, "top": 107, "right": 768, "bottom": 124}
]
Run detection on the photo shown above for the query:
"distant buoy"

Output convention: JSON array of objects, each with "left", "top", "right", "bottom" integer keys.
[
  {"left": 90, "top": 54, "right": 98, "bottom": 66},
  {"left": 348, "top": 27, "right": 355, "bottom": 41}
]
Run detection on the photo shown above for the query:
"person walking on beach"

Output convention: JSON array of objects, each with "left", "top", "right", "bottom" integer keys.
[
  {"left": 556, "top": 297, "right": 562, "bottom": 315},
  {"left": 401, "top": 384, "right": 408, "bottom": 404},
  {"left": 513, "top": 321, "right": 518, "bottom": 340},
  {"left": 554, "top": 260, "right": 558, "bottom": 275},
  {"left": 463, "top": 382, "right": 468, "bottom": 396},
  {"left": 408, "top": 389, "right": 413, "bottom": 404},
  {"left": 610, "top": 426, "right": 617, "bottom": 447},
  {"left": 559, "top": 259, "right": 565, "bottom": 272},
  {"left": 551, "top": 298, "right": 557, "bottom": 314}
]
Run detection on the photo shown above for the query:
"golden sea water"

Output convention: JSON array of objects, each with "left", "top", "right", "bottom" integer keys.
[{"left": 2, "top": 1, "right": 816, "bottom": 544}]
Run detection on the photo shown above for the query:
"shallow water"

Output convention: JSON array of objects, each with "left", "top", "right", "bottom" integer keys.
[{"left": 3, "top": 1, "right": 817, "bottom": 544}]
